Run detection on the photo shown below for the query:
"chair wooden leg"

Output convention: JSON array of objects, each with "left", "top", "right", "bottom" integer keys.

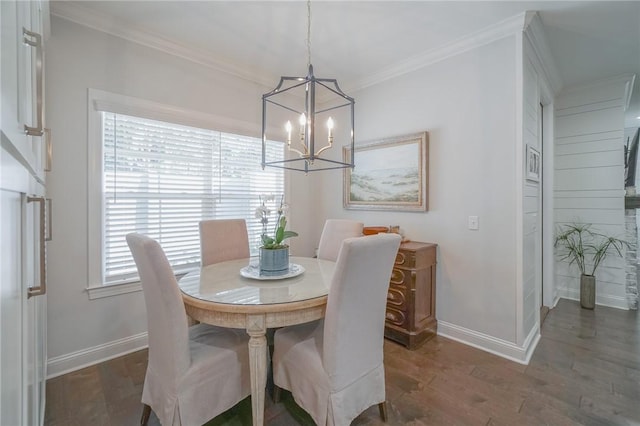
[
  {"left": 378, "top": 401, "right": 388, "bottom": 422},
  {"left": 273, "top": 384, "right": 282, "bottom": 403},
  {"left": 140, "top": 404, "right": 151, "bottom": 425}
]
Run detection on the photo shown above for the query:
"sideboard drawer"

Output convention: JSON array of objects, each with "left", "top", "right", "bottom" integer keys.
[
  {"left": 385, "top": 306, "right": 406, "bottom": 327},
  {"left": 394, "top": 251, "right": 416, "bottom": 269},
  {"left": 384, "top": 241, "right": 437, "bottom": 350},
  {"left": 387, "top": 286, "right": 407, "bottom": 310},
  {"left": 390, "top": 267, "right": 411, "bottom": 286}
]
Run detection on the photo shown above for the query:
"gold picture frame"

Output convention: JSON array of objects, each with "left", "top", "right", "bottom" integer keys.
[{"left": 343, "top": 131, "right": 428, "bottom": 211}]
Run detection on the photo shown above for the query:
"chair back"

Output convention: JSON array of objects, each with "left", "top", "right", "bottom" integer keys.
[
  {"left": 126, "top": 233, "right": 190, "bottom": 389},
  {"left": 199, "top": 219, "right": 250, "bottom": 266},
  {"left": 322, "top": 233, "right": 401, "bottom": 391},
  {"left": 317, "top": 219, "right": 364, "bottom": 262}
]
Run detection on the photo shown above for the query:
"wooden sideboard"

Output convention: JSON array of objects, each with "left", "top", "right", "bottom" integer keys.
[{"left": 385, "top": 241, "right": 437, "bottom": 349}]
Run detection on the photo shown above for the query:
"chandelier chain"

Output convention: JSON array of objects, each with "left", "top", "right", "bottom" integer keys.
[{"left": 306, "top": 0, "right": 311, "bottom": 67}]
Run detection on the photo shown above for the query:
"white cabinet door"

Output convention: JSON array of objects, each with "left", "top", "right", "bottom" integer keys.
[
  {"left": 0, "top": 186, "right": 25, "bottom": 426},
  {"left": 1, "top": 2, "right": 47, "bottom": 423},
  {"left": 1, "top": 0, "right": 46, "bottom": 179},
  {"left": 0, "top": 154, "right": 47, "bottom": 426},
  {"left": 23, "top": 189, "right": 47, "bottom": 426}
]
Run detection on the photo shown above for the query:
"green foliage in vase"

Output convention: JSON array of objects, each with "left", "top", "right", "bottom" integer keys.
[{"left": 554, "top": 223, "right": 628, "bottom": 276}]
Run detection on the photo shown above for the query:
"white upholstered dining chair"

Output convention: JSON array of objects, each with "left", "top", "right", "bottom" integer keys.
[
  {"left": 316, "top": 219, "right": 364, "bottom": 262},
  {"left": 126, "top": 233, "right": 251, "bottom": 426},
  {"left": 272, "top": 232, "right": 402, "bottom": 425},
  {"left": 199, "top": 219, "right": 250, "bottom": 266}
]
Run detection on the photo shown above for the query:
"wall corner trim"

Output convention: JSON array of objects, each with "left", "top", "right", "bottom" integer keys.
[
  {"left": 523, "top": 12, "right": 563, "bottom": 94},
  {"left": 438, "top": 320, "right": 540, "bottom": 365}
]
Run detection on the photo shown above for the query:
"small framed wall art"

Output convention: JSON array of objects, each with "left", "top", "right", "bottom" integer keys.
[
  {"left": 526, "top": 145, "right": 540, "bottom": 182},
  {"left": 343, "top": 131, "right": 428, "bottom": 211}
]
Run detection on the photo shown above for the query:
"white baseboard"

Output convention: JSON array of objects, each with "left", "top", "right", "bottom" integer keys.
[
  {"left": 47, "top": 332, "right": 148, "bottom": 379},
  {"left": 438, "top": 321, "right": 540, "bottom": 365},
  {"left": 557, "top": 287, "right": 629, "bottom": 310}
]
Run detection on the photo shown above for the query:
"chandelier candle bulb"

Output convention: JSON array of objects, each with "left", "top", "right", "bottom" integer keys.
[
  {"left": 327, "top": 117, "right": 334, "bottom": 142},
  {"left": 285, "top": 121, "right": 292, "bottom": 145},
  {"left": 299, "top": 113, "right": 306, "bottom": 140}
]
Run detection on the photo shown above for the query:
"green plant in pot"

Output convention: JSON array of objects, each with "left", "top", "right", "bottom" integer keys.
[
  {"left": 554, "top": 223, "right": 628, "bottom": 309},
  {"left": 255, "top": 194, "right": 298, "bottom": 276}
]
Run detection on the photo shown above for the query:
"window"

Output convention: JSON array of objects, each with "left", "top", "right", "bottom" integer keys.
[{"left": 87, "top": 90, "right": 284, "bottom": 296}]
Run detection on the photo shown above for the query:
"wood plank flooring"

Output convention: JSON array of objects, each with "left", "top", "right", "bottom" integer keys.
[{"left": 44, "top": 299, "right": 640, "bottom": 425}]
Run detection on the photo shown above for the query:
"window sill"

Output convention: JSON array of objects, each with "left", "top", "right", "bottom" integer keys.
[
  {"left": 86, "top": 271, "right": 190, "bottom": 300},
  {"left": 87, "top": 281, "right": 142, "bottom": 300}
]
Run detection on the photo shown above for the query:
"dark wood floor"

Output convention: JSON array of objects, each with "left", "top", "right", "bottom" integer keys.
[{"left": 45, "top": 298, "right": 640, "bottom": 425}]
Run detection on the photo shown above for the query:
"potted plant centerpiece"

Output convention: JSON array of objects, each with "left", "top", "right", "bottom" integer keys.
[
  {"left": 255, "top": 195, "right": 298, "bottom": 276},
  {"left": 554, "top": 223, "right": 628, "bottom": 309}
]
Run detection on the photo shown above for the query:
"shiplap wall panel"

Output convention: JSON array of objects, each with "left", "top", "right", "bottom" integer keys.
[
  {"left": 524, "top": 195, "right": 538, "bottom": 213},
  {"left": 521, "top": 51, "right": 539, "bottom": 344},
  {"left": 554, "top": 196, "right": 621, "bottom": 210},
  {"left": 556, "top": 107, "right": 625, "bottom": 138},
  {"left": 525, "top": 112, "right": 537, "bottom": 137},
  {"left": 554, "top": 208, "right": 623, "bottom": 225},
  {"left": 556, "top": 99, "right": 623, "bottom": 117},
  {"left": 556, "top": 257, "right": 625, "bottom": 276},
  {"left": 556, "top": 270, "right": 625, "bottom": 289},
  {"left": 555, "top": 81, "right": 625, "bottom": 109},
  {"left": 523, "top": 283, "right": 536, "bottom": 333},
  {"left": 554, "top": 167, "right": 623, "bottom": 191},
  {"left": 555, "top": 151, "right": 622, "bottom": 170},
  {"left": 554, "top": 189, "right": 624, "bottom": 199},
  {"left": 554, "top": 77, "right": 628, "bottom": 309},
  {"left": 555, "top": 137, "right": 621, "bottom": 155},
  {"left": 524, "top": 133, "right": 537, "bottom": 149},
  {"left": 523, "top": 213, "right": 536, "bottom": 235}
]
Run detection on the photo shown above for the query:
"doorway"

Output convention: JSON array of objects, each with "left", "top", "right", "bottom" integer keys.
[{"left": 538, "top": 102, "right": 548, "bottom": 324}]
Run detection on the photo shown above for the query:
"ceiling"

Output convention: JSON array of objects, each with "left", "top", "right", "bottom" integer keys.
[{"left": 51, "top": 1, "right": 640, "bottom": 127}]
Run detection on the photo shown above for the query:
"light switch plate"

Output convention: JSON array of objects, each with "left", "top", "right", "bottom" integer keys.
[{"left": 468, "top": 216, "right": 479, "bottom": 230}]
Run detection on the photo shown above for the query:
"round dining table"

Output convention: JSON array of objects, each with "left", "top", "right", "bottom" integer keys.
[{"left": 178, "top": 256, "right": 336, "bottom": 426}]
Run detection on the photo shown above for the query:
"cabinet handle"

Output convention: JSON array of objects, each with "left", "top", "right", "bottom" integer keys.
[
  {"left": 44, "top": 128, "right": 52, "bottom": 171},
  {"left": 27, "top": 196, "right": 47, "bottom": 298},
  {"left": 23, "top": 28, "right": 44, "bottom": 137},
  {"left": 46, "top": 198, "right": 52, "bottom": 241}
]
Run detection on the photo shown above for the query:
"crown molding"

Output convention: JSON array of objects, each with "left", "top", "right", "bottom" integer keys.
[
  {"left": 50, "top": 2, "right": 279, "bottom": 89},
  {"left": 52, "top": 3, "right": 551, "bottom": 95},
  {"left": 523, "top": 11, "right": 563, "bottom": 94},
  {"left": 344, "top": 12, "right": 530, "bottom": 93},
  {"left": 559, "top": 73, "right": 636, "bottom": 97}
]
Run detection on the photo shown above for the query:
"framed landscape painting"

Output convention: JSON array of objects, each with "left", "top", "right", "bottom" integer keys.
[{"left": 343, "top": 132, "right": 428, "bottom": 211}]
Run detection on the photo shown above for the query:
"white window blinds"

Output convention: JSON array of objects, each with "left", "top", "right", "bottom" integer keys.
[{"left": 102, "top": 112, "right": 284, "bottom": 285}]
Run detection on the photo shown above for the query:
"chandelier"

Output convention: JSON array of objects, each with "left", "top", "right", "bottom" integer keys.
[{"left": 261, "top": 0, "right": 355, "bottom": 173}]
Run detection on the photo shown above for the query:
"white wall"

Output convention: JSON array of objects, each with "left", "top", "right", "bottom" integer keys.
[
  {"left": 44, "top": 16, "right": 318, "bottom": 376},
  {"left": 315, "top": 36, "right": 528, "bottom": 358},
  {"left": 554, "top": 76, "right": 631, "bottom": 309}
]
